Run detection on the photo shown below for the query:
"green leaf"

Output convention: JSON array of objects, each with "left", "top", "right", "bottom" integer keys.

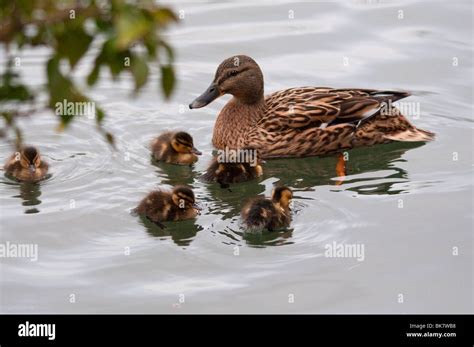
[
  {"left": 116, "top": 10, "right": 150, "bottom": 50},
  {"left": 0, "top": 63, "right": 33, "bottom": 102},
  {"left": 105, "top": 132, "right": 115, "bottom": 146},
  {"left": 87, "top": 60, "right": 101, "bottom": 86},
  {"left": 47, "top": 56, "right": 93, "bottom": 128},
  {"left": 109, "top": 54, "right": 127, "bottom": 78},
  {"left": 130, "top": 55, "right": 149, "bottom": 91},
  {"left": 160, "top": 64, "right": 175, "bottom": 99},
  {"left": 56, "top": 26, "right": 93, "bottom": 68},
  {"left": 96, "top": 107, "right": 105, "bottom": 124},
  {"left": 152, "top": 8, "right": 178, "bottom": 25},
  {"left": 159, "top": 40, "right": 174, "bottom": 63},
  {"left": 46, "top": 57, "right": 72, "bottom": 107},
  {"left": 1, "top": 112, "right": 14, "bottom": 125},
  {"left": 1, "top": 2, "right": 179, "bottom": 147},
  {"left": 0, "top": 83, "right": 32, "bottom": 102},
  {"left": 100, "top": 39, "right": 128, "bottom": 78},
  {"left": 143, "top": 34, "right": 158, "bottom": 58}
]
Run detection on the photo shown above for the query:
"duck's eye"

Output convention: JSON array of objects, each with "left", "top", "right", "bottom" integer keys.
[{"left": 228, "top": 70, "right": 239, "bottom": 78}]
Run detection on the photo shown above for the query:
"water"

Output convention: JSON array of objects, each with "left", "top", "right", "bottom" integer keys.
[{"left": 1, "top": 0, "right": 472, "bottom": 313}]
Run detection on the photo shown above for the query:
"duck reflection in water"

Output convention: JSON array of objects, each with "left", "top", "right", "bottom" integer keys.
[
  {"left": 203, "top": 141, "right": 425, "bottom": 218},
  {"left": 143, "top": 141, "right": 425, "bottom": 247},
  {"left": 197, "top": 141, "right": 426, "bottom": 247},
  {"left": 138, "top": 216, "right": 203, "bottom": 247},
  {"left": 11, "top": 181, "right": 43, "bottom": 214},
  {"left": 151, "top": 159, "right": 198, "bottom": 187},
  {"left": 264, "top": 141, "right": 426, "bottom": 194}
]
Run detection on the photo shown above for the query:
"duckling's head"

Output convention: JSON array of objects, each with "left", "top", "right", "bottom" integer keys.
[
  {"left": 272, "top": 186, "right": 293, "bottom": 209},
  {"left": 171, "top": 132, "right": 201, "bottom": 155},
  {"left": 189, "top": 55, "right": 264, "bottom": 108},
  {"left": 19, "top": 146, "right": 42, "bottom": 173},
  {"left": 211, "top": 147, "right": 264, "bottom": 185},
  {"left": 215, "top": 162, "right": 247, "bottom": 179},
  {"left": 171, "top": 186, "right": 196, "bottom": 209}
]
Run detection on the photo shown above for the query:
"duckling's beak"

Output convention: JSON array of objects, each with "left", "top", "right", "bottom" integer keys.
[
  {"left": 192, "top": 147, "right": 202, "bottom": 155},
  {"left": 29, "top": 164, "right": 36, "bottom": 173},
  {"left": 193, "top": 203, "right": 202, "bottom": 212},
  {"left": 189, "top": 82, "right": 220, "bottom": 109}
]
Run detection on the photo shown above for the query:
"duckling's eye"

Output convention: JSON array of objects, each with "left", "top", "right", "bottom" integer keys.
[{"left": 228, "top": 70, "right": 239, "bottom": 78}]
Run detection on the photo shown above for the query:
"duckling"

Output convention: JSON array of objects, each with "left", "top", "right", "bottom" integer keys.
[
  {"left": 241, "top": 186, "right": 293, "bottom": 231},
  {"left": 133, "top": 185, "right": 199, "bottom": 228},
  {"left": 201, "top": 148, "right": 263, "bottom": 188},
  {"left": 151, "top": 131, "right": 201, "bottom": 165},
  {"left": 4, "top": 146, "right": 49, "bottom": 182}
]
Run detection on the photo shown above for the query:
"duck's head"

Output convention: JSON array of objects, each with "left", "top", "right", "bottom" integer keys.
[
  {"left": 189, "top": 55, "right": 264, "bottom": 109},
  {"left": 171, "top": 186, "right": 199, "bottom": 210},
  {"left": 171, "top": 132, "right": 202, "bottom": 155},
  {"left": 19, "top": 146, "right": 42, "bottom": 173},
  {"left": 272, "top": 186, "right": 293, "bottom": 209}
]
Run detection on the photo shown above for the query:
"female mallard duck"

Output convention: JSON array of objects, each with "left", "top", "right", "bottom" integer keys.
[
  {"left": 151, "top": 131, "right": 201, "bottom": 165},
  {"left": 189, "top": 55, "right": 434, "bottom": 158},
  {"left": 201, "top": 147, "right": 263, "bottom": 188},
  {"left": 133, "top": 185, "right": 199, "bottom": 227},
  {"left": 4, "top": 146, "right": 49, "bottom": 182},
  {"left": 241, "top": 186, "right": 293, "bottom": 231}
]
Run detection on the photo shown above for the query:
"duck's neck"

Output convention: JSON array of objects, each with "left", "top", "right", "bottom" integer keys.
[{"left": 213, "top": 97, "right": 266, "bottom": 149}]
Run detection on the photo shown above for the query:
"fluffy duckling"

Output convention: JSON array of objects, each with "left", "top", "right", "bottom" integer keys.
[
  {"left": 4, "top": 146, "right": 49, "bottom": 182},
  {"left": 151, "top": 131, "right": 201, "bottom": 165},
  {"left": 241, "top": 186, "right": 293, "bottom": 231},
  {"left": 133, "top": 185, "right": 199, "bottom": 228},
  {"left": 201, "top": 148, "right": 263, "bottom": 188}
]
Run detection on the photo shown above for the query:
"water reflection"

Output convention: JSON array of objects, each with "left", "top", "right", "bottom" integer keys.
[
  {"left": 195, "top": 142, "right": 425, "bottom": 247},
  {"left": 200, "top": 142, "right": 424, "bottom": 212},
  {"left": 151, "top": 158, "right": 197, "bottom": 186},
  {"left": 341, "top": 142, "right": 425, "bottom": 195},
  {"left": 5, "top": 180, "right": 43, "bottom": 214},
  {"left": 264, "top": 141, "right": 425, "bottom": 194},
  {"left": 138, "top": 215, "right": 203, "bottom": 247},
  {"left": 241, "top": 228, "right": 294, "bottom": 247},
  {"left": 142, "top": 141, "right": 425, "bottom": 247},
  {"left": 201, "top": 179, "right": 266, "bottom": 219}
]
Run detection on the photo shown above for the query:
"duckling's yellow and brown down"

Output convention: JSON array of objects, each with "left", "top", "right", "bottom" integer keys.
[
  {"left": 134, "top": 185, "right": 199, "bottom": 226},
  {"left": 151, "top": 131, "right": 201, "bottom": 165},
  {"left": 241, "top": 186, "right": 293, "bottom": 231},
  {"left": 201, "top": 148, "right": 263, "bottom": 187},
  {"left": 4, "top": 146, "right": 49, "bottom": 182}
]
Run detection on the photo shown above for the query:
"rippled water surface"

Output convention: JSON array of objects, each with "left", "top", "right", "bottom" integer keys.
[{"left": 1, "top": 0, "right": 472, "bottom": 313}]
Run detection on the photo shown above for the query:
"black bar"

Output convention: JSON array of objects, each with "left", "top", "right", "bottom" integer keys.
[{"left": 0, "top": 314, "right": 472, "bottom": 345}]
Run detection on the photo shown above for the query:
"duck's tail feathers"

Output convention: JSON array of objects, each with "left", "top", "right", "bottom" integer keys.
[
  {"left": 368, "top": 89, "right": 411, "bottom": 104},
  {"left": 355, "top": 107, "right": 435, "bottom": 143},
  {"left": 383, "top": 127, "right": 435, "bottom": 142}
]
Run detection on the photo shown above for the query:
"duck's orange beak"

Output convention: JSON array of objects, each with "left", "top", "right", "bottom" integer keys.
[{"left": 189, "top": 82, "right": 221, "bottom": 109}]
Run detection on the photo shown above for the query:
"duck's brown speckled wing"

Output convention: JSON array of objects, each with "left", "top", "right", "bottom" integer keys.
[
  {"left": 261, "top": 87, "right": 411, "bottom": 129},
  {"left": 242, "top": 87, "right": 436, "bottom": 158}
]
